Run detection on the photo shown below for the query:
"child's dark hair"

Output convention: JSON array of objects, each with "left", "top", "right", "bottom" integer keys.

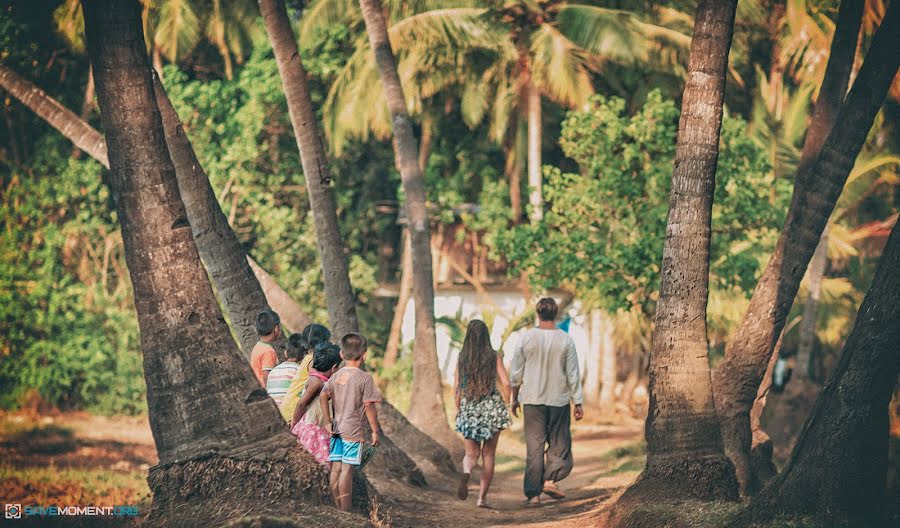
[
  {"left": 300, "top": 324, "right": 331, "bottom": 353},
  {"left": 255, "top": 309, "right": 281, "bottom": 336},
  {"left": 312, "top": 342, "right": 342, "bottom": 372},
  {"left": 536, "top": 297, "right": 558, "bottom": 321},
  {"left": 340, "top": 333, "right": 368, "bottom": 360},
  {"left": 286, "top": 333, "right": 306, "bottom": 360}
]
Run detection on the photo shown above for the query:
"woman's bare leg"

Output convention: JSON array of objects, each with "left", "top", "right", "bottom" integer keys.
[
  {"left": 478, "top": 432, "right": 501, "bottom": 505},
  {"left": 459, "top": 438, "right": 481, "bottom": 500}
]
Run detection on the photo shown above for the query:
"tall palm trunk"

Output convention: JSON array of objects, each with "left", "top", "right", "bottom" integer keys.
[
  {"left": 584, "top": 309, "right": 602, "bottom": 402},
  {"left": 0, "top": 63, "right": 108, "bottom": 164},
  {"left": 599, "top": 314, "right": 616, "bottom": 406},
  {"left": 526, "top": 82, "right": 542, "bottom": 223},
  {"left": 712, "top": 0, "right": 898, "bottom": 496},
  {"left": 358, "top": 0, "right": 457, "bottom": 453},
  {"left": 383, "top": 229, "right": 412, "bottom": 369},
  {"left": 618, "top": 0, "right": 740, "bottom": 509},
  {"left": 152, "top": 75, "right": 273, "bottom": 355},
  {"left": 258, "top": 0, "right": 358, "bottom": 339},
  {"left": 795, "top": 227, "right": 828, "bottom": 380},
  {"left": 730, "top": 219, "right": 900, "bottom": 528},
  {"left": 81, "top": 1, "right": 329, "bottom": 521},
  {"left": 503, "top": 116, "right": 524, "bottom": 222}
]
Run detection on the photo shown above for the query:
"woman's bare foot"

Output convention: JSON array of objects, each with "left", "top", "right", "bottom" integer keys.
[
  {"left": 542, "top": 480, "right": 566, "bottom": 499},
  {"left": 476, "top": 498, "right": 490, "bottom": 508},
  {"left": 457, "top": 473, "right": 470, "bottom": 500}
]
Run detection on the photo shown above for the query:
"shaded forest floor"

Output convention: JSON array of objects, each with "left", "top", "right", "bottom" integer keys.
[{"left": 0, "top": 410, "right": 645, "bottom": 527}]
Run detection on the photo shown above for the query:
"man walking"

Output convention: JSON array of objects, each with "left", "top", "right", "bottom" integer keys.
[{"left": 510, "top": 297, "right": 584, "bottom": 505}]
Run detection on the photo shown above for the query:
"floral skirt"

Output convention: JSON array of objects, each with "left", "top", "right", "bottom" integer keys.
[
  {"left": 291, "top": 420, "right": 331, "bottom": 465},
  {"left": 455, "top": 390, "right": 511, "bottom": 442}
]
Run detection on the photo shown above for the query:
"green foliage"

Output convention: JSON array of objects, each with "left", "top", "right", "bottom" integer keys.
[
  {"left": 0, "top": 139, "right": 145, "bottom": 415},
  {"left": 477, "top": 90, "right": 787, "bottom": 319}
]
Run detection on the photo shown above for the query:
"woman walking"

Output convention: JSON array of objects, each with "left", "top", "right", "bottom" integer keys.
[{"left": 454, "top": 320, "right": 512, "bottom": 508}]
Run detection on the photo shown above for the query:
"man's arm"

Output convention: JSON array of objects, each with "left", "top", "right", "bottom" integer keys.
[
  {"left": 565, "top": 337, "right": 585, "bottom": 420},
  {"left": 364, "top": 403, "right": 380, "bottom": 446},
  {"left": 509, "top": 336, "right": 526, "bottom": 417}
]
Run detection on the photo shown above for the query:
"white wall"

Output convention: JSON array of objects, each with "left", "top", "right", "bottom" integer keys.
[{"left": 400, "top": 291, "right": 591, "bottom": 384}]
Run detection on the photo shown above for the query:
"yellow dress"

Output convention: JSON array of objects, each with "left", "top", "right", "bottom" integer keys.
[{"left": 279, "top": 354, "right": 312, "bottom": 422}]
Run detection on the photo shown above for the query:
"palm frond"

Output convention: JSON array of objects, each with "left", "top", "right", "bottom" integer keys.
[
  {"left": 53, "top": 0, "right": 85, "bottom": 53},
  {"left": 152, "top": 0, "right": 201, "bottom": 62},
  {"left": 529, "top": 24, "right": 593, "bottom": 107},
  {"left": 555, "top": 5, "right": 648, "bottom": 64}
]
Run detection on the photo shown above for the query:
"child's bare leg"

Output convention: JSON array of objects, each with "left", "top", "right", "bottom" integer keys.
[
  {"left": 478, "top": 433, "right": 501, "bottom": 504},
  {"left": 329, "top": 461, "right": 342, "bottom": 506},
  {"left": 337, "top": 463, "right": 354, "bottom": 511}
]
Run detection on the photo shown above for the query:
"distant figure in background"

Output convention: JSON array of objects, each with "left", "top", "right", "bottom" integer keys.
[
  {"left": 250, "top": 309, "right": 281, "bottom": 386},
  {"left": 510, "top": 297, "right": 584, "bottom": 505},
  {"left": 279, "top": 324, "right": 332, "bottom": 421},
  {"left": 291, "top": 342, "right": 342, "bottom": 464},
  {"left": 454, "top": 319, "right": 511, "bottom": 508},
  {"left": 321, "top": 333, "right": 382, "bottom": 511},
  {"left": 266, "top": 334, "right": 304, "bottom": 407}
]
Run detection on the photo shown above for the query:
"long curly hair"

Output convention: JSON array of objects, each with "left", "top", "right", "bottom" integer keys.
[{"left": 456, "top": 320, "right": 497, "bottom": 400}]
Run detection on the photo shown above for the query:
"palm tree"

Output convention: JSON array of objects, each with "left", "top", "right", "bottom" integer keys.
[
  {"left": 305, "top": 0, "right": 689, "bottom": 222},
  {"left": 80, "top": 1, "right": 330, "bottom": 521},
  {"left": 618, "top": 0, "right": 741, "bottom": 508},
  {"left": 258, "top": 0, "right": 359, "bottom": 339},
  {"left": 358, "top": 0, "right": 459, "bottom": 454},
  {"left": 730, "top": 217, "right": 900, "bottom": 528},
  {"left": 712, "top": 0, "right": 900, "bottom": 497}
]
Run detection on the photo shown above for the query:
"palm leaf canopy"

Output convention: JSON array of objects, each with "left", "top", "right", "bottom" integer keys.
[{"left": 311, "top": 0, "right": 690, "bottom": 154}]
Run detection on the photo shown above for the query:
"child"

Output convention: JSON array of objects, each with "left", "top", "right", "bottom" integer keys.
[
  {"left": 279, "top": 324, "right": 331, "bottom": 421},
  {"left": 321, "top": 333, "right": 381, "bottom": 511},
  {"left": 290, "top": 342, "right": 342, "bottom": 464},
  {"left": 250, "top": 309, "right": 281, "bottom": 386},
  {"left": 266, "top": 333, "right": 304, "bottom": 407}
]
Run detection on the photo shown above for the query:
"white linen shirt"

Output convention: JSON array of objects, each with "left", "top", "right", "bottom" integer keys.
[{"left": 509, "top": 327, "right": 584, "bottom": 407}]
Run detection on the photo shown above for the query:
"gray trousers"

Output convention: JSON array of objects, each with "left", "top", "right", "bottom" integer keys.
[{"left": 523, "top": 403, "right": 573, "bottom": 498}]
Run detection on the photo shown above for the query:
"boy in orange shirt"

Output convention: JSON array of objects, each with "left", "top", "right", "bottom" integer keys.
[{"left": 250, "top": 309, "right": 280, "bottom": 386}]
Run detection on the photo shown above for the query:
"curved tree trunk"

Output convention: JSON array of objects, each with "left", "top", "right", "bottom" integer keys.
[
  {"left": 81, "top": 1, "right": 332, "bottom": 522},
  {"left": 153, "top": 75, "right": 272, "bottom": 355},
  {"left": 358, "top": 0, "right": 457, "bottom": 454},
  {"left": 795, "top": 227, "right": 828, "bottom": 380},
  {"left": 0, "top": 62, "right": 108, "bottom": 165},
  {"left": 730, "top": 218, "right": 900, "bottom": 528},
  {"left": 599, "top": 313, "right": 616, "bottom": 406},
  {"left": 0, "top": 63, "right": 312, "bottom": 344},
  {"left": 258, "top": 0, "right": 358, "bottom": 339},
  {"left": 526, "top": 82, "right": 542, "bottom": 224},
  {"left": 617, "top": 0, "right": 741, "bottom": 511},
  {"left": 584, "top": 309, "right": 602, "bottom": 403},
  {"left": 712, "top": 0, "right": 897, "bottom": 497},
  {"left": 383, "top": 230, "right": 412, "bottom": 369}
]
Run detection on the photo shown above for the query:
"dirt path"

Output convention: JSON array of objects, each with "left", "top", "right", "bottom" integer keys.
[
  {"left": 1, "top": 412, "right": 644, "bottom": 527},
  {"left": 382, "top": 419, "right": 644, "bottom": 528}
]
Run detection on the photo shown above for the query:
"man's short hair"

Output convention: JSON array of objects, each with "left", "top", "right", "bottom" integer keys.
[
  {"left": 340, "top": 332, "right": 368, "bottom": 360},
  {"left": 536, "top": 297, "right": 558, "bottom": 322},
  {"left": 255, "top": 309, "right": 281, "bottom": 336}
]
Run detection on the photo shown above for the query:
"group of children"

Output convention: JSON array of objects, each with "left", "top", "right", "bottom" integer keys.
[{"left": 249, "top": 309, "right": 382, "bottom": 511}]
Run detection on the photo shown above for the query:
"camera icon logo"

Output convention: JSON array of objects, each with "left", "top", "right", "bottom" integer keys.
[{"left": 5, "top": 504, "right": 22, "bottom": 519}]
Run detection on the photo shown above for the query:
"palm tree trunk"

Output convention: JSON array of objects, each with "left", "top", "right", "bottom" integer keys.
[
  {"left": 599, "top": 314, "right": 616, "bottom": 406},
  {"left": 152, "top": 74, "right": 273, "bottom": 355},
  {"left": 795, "top": 227, "right": 828, "bottom": 380},
  {"left": 730, "top": 219, "right": 900, "bottom": 528},
  {"left": 258, "top": 0, "right": 358, "bottom": 339},
  {"left": 584, "top": 309, "right": 602, "bottom": 402},
  {"left": 383, "top": 230, "right": 412, "bottom": 369},
  {"left": 0, "top": 63, "right": 108, "bottom": 165},
  {"left": 712, "top": 0, "right": 897, "bottom": 497},
  {"left": 617, "top": 0, "right": 741, "bottom": 510},
  {"left": 81, "top": 1, "right": 330, "bottom": 521},
  {"left": 358, "top": 0, "right": 458, "bottom": 455},
  {"left": 504, "top": 121, "right": 523, "bottom": 222},
  {"left": 0, "top": 62, "right": 312, "bottom": 350},
  {"left": 526, "top": 82, "right": 542, "bottom": 223}
]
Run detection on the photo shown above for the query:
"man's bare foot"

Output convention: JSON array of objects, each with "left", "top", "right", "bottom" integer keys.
[
  {"left": 525, "top": 496, "right": 541, "bottom": 506},
  {"left": 542, "top": 481, "right": 566, "bottom": 499},
  {"left": 457, "top": 473, "right": 470, "bottom": 500}
]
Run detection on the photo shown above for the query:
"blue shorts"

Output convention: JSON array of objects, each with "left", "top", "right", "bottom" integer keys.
[{"left": 328, "top": 436, "right": 363, "bottom": 466}]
